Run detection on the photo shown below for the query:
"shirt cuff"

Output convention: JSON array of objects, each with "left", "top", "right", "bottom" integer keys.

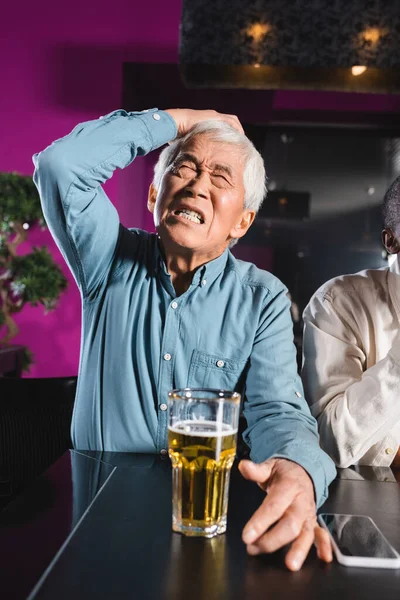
[
  {"left": 250, "top": 443, "right": 336, "bottom": 509},
  {"left": 135, "top": 109, "right": 178, "bottom": 150}
]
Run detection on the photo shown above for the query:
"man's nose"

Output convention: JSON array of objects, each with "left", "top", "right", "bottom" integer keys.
[{"left": 185, "top": 171, "right": 209, "bottom": 199}]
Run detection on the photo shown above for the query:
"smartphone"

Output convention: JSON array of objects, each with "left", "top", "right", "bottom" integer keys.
[{"left": 318, "top": 513, "right": 400, "bottom": 568}]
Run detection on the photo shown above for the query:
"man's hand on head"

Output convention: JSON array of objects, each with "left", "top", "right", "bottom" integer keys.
[
  {"left": 165, "top": 109, "right": 244, "bottom": 137},
  {"left": 239, "top": 458, "right": 333, "bottom": 571}
]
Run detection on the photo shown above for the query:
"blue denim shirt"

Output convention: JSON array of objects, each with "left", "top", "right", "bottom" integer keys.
[{"left": 33, "top": 108, "right": 335, "bottom": 507}]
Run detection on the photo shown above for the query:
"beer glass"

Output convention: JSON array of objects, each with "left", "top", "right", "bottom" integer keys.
[{"left": 168, "top": 388, "right": 241, "bottom": 538}]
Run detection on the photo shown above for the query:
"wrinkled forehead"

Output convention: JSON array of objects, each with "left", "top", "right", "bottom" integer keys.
[{"left": 177, "top": 133, "right": 245, "bottom": 171}]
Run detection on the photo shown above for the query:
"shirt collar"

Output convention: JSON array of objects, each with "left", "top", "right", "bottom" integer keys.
[
  {"left": 191, "top": 248, "right": 230, "bottom": 288},
  {"left": 154, "top": 236, "right": 229, "bottom": 288},
  {"left": 389, "top": 254, "right": 400, "bottom": 276}
]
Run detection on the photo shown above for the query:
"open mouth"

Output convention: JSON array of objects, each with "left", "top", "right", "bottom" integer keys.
[{"left": 173, "top": 208, "right": 204, "bottom": 224}]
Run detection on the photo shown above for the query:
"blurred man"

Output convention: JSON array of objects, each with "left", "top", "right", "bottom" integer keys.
[
  {"left": 303, "top": 175, "right": 400, "bottom": 469},
  {"left": 34, "top": 107, "right": 335, "bottom": 570}
]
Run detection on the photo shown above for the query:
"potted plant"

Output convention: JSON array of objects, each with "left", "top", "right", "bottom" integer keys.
[{"left": 0, "top": 172, "right": 68, "bottom": 372}]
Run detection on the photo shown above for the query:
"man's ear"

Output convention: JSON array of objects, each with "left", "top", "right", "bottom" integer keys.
[
  {"left": 382, "top": 228, "right": 400, "bottom": 254},
  {"left": 147, "top": 183, "right": 157, "bottom": 214},
  {"left": 229, "top": 210, "right": 256, "bottom": 241}
]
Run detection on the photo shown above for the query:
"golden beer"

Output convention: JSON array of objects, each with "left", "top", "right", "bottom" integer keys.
[{"left": 168, "top": 420, "right": 237, "bottom": 537}]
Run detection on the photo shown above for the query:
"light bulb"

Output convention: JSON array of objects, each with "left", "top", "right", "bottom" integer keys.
[
  {"left": 247, "top": 23, "right": 270, "bottom": 42},
  {"left": 351, "top": 65, "right": 367, "bottom": 76}
]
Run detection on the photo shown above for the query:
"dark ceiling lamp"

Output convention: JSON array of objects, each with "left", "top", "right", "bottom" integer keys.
[{"left": 180, "top": 0, "right": 400, "bottom": 93}]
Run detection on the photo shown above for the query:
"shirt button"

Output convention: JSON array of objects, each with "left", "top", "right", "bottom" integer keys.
[
  {"left": 385, "top": 448, "right": 394, "bottom": 455},
  {"left": 216, "top": 360, "right": 225, "bottom": 368},
  {"left": 160, "top": 403, "right": 168, "bottom": 411},
  {"left": 171, "top": 301, "right": 178, "bottom": 309},
  {"left": 153, "top": 113, "right": 161, "bottom": 121},
  {"left": 163, "top": 353, "right": 172, "bottom": 361},
  {"left": 295, "top": 391, "right": 302, "bottom": 398},
  {"left": 202, "top": 279, "right": 207, "bottom": 286},
  {"left": 160, "top": 449, "right": 168, "bottom": 455}
]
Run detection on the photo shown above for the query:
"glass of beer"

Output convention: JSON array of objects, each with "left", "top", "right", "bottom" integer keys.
[{"left": 168, "top": 388, "right": 241, "bottom": 538}]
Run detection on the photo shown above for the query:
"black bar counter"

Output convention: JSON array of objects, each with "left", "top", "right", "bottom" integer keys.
[{"left": 1, "top": 450, "right": 400, "bottom": 600}]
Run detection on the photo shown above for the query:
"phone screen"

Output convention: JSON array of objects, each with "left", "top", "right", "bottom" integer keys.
[{"left": 319, "top": 514, "right": 398, "bottom": 559}]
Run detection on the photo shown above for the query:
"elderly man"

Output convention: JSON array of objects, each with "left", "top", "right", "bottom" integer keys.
[
  {"left": 33, "top": 107, "right": 335, "bottom": 570},
  {"left": 303, "top": 175, "right": 400, "bottom": 469}
]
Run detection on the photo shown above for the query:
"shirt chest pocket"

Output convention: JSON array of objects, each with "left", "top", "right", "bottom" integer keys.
[{"left": 187, "top": 350, "right": 248, "bottom": 391}]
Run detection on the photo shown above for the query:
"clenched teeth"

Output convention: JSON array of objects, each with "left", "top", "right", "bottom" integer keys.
[{"left": 175, "top": 209, "right": 204, "bottom": 224}]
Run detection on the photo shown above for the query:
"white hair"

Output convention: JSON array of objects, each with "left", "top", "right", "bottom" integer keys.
[{"left": 153, "top": 120, "right": 267, "bottom": 215}]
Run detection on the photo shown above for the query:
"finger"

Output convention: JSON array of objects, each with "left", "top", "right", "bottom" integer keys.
[
  {"left": 314, "top": 525, "right": 333, "bottom": 563},
  {"left": 242, "top": 478, "right": 298, "bottom": 545},
  {"left": 213, "top": 112, "right": 243, "bottom": 133},
  {"left": 228, "top": 118, "right": 244, "bottom": 134},
  {"left": 238, "top": 459, "right": 274, "bottom": 484},
  {"left": 224, "top": 114, "right": 244, "bottom": 134},
  {"left": 245, "top": 501, "right": 312, "bottom": 555},
  {"left": 284, "top": 518, "right": 316, "bottom": 571}
]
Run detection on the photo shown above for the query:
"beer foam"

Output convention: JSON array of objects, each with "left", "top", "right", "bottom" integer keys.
[{"left": 168, "top": 420, "right": 237, "bottom": 437}]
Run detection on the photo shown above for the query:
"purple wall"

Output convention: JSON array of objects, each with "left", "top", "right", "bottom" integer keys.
[
  {"left": 2, "top": 1, "right": 400, "bottom": 377},
  {"left": 1, "top": 1, "right": 182, "bottom": 376}
]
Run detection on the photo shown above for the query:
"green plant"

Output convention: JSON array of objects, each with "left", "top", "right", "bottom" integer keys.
[{"left": 0, "top": 172, "right": 68, "bottom": 371}]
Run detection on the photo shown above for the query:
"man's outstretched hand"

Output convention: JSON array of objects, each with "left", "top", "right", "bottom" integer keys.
[
  {"left": 239, "top": 458, "right": 333, "bottom": 571},
  {"left": 165, "top": 109, "right": 244, "bottom": 137}
]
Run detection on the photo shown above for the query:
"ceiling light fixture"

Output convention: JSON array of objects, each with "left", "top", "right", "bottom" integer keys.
[
  {"left": 351, "top": 65, "right": 367, "bottom": 76},
  {"left": 247, "top": 23, "right": 270, "bottom": 42}
]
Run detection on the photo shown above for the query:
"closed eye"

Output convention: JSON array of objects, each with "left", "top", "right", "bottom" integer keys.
[
  {"left": 173, "top": 163, "right": 197, "bottom": 177},
  {"left": 211, "top": 172, "right": 231, "bottom": 186}
]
